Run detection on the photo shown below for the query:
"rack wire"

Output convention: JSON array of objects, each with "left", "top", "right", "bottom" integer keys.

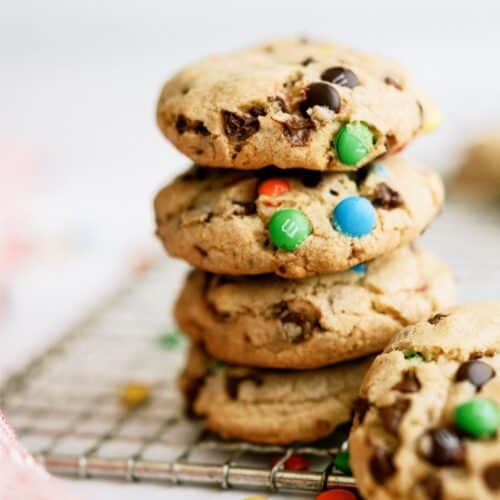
[{"left": 0, "top": 263, "right": 356, "bottom": 494}]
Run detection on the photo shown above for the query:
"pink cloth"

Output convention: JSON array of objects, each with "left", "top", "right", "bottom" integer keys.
[{"left": 0, "top": 411, "right": 78, "bottom": 499}]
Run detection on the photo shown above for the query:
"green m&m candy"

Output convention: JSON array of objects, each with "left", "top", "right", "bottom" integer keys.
[
  {"left": 268, "top": 208, "right": 311, "bottom": 251},
  {"left": 334, "top": 122, "right": 375, "bottom": 166},
  {"left": 333, "top": 450, "right": 351, "bottom": 475},
  {"left": 454, "top": 399, "right": 499, "bottom": 438},
  {"left": 159, "top": 329, "right": 186, "bottom": 350}
]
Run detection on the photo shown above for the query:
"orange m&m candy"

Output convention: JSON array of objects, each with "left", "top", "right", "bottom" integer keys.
[{"left": 258, "top": 178, "right": 290, "bottom": 199}]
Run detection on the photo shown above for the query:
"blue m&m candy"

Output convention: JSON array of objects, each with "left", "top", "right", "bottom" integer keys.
[
  {"left": 350, "top": 263, "right": 366, "bottom": 274},
  {"left": 332, "top": 196, "right": 376, "bottom": 237}
]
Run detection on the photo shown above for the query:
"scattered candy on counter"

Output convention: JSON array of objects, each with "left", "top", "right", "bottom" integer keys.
[
  {"left": 334, "top": 122, "right": 374, "bottom": 166},
  {"left": 453, "top": 399, "right": 499, "bottom": 438},
  {"left": 350, "top": 263, "right": 366, "bottom": 275},
  {"left": 159, "top": 329, "right": 186, "bottom": 350},
  {"left": 422, "top": 104, "right": 442, "bottom": 134},
  {"left": 119, "top": 382, "right": 151, "bottom": 410},
  {"left": 269, "top": 453, "right": 310, "bottom": 471},
  {"left": 258, "top": 178, "right": 291, "bottom": 205},
  {"left": 316, "top": 488, "right": 357, "bottom": 500},
  {"left": 268, "top": 208, "right": 312, "bottom": 251},
  {"left": 332, "top": 196, "right": 376, "bottom": 237},
  {"left": 333, "top": 450, "right": 351, "bottom": 475}
]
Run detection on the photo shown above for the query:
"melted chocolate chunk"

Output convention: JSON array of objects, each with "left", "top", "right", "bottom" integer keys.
[
  {"left": 428, "top": 313, "right": 449, "bottom": 325},
  {"left": 232, "top": 200, "right": 257, "bottom": 216},
  {"left": 279, "top": 117, "right": 314, "bottom": 146},
  {"left": 372, "top": 182, "right": 404, "bottom": 209},
  {"left": 483, "top": 463, "right": 500, "bottom": 491},
  {"left": 301, "top": 170, "right": 323, "bottom": 188},
  {"left": 417, "top": 428, "right": 465, "bottom": 466},
  {"left": 176, "top": 114, "right": 188, "bottom": 134},
  {"left": 418, "top": 475, "right": 443, "bottom": 500},
  {"left": 321, "top": 67, "right": 359, "bottom": 88},
  {"left": 378, "top": 399, "right": 410, "bottom": 435},
  {"left": 226, "top": 373, "right": 263, "bottom": 400},
  {"left": 384, "top": 75, "right": 404, "bottom": 90},
  {"left": 455, "top": 360, "right": 495, "bottom": 390},
  {"left": 175, "top": 115, "right": 210, "bottom": 136},
  {"left": 267, "top": 95, "right": 291, "bottom": 113},
  {"left": 352, "top": 397, "right": 370, "bottom": 423},
  {"left": 281, "top": 311, "right": 316, "bottom": 343},
  {"left": 222, "top": 110, "right": 260, "bottom": 141},
  {"left": 299, "top": 82, "right": 341, "bottom": 115},
  {"left": 369, "top": 447, "right": 395, "bottom": 484},
  {"left": 393, "top": 370, "right": 421, "bottom": 393}
]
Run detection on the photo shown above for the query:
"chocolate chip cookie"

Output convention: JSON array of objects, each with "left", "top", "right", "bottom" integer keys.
[
  {"left": 349, "top": 302, "right": 500, "bottom": 500},
  {"left": 175, "top": 246, "right": 456, "bottom": 369},
  {"left": 154, "top": 156, "right": 444, "bottom": 278},
  {"left": 179, "top": 344, "right": 373, "bottom": 445},
  {"left": 157, "top": 38, "right": 438, "bottom": 171}
]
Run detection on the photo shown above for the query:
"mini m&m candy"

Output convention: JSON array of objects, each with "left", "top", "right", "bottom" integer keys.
[
  {"left": 333, "top": 450, "right": 351, "bottom": 475},
  {"left": 269, "top": 208, "right": 311, "bottom": 251},
  {"left": 332, "top": 196, "right": 376, "bottom": 237},
  {"left": 334, "top": 122, "right": 375, "bottom": 166},
  {"left": 454, "top": 399, "right": 499, "bottom": 438},
  {"left": 258, "top": 178, "right": 290, "bottom": 201},
  {"left": 350, "top": 263, "right": 366, "bottom": 274},
  {"left": 119, "top": 382, "right": 151, "bottom": 410}
]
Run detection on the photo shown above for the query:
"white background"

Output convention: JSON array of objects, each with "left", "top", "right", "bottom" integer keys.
[{"left": 2, "top": 1, "right": 500, "bottom": 498}]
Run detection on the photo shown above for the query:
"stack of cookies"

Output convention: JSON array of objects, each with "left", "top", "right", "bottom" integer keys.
[{"left": 153, "top": 38, "right": 456, "bottom": 445}]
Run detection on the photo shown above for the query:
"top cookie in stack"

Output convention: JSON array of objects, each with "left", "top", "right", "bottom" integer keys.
[{"left": 157, "top": 38, "right": 439, "bottom": 172}]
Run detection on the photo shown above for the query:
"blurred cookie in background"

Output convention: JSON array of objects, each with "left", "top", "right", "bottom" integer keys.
[{"left": 451, "top": 131, "right": 500, "bottom": 200}]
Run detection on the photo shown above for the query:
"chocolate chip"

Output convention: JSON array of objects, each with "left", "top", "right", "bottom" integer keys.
[
  {"left": 301, "top": 57, "right": 315, "bottom": 66},
  {"left": 222, "top": 110, "right": 260, "bottom": 141},
  {"left": 226, "top": 373, "right": 263, "bottom": 400},
  {"left": 352, "top": 397, "right": 370, "bottom": 423},
  {"left": 301, "top": 171, "right": 323, "bottom": 188},
  {"left": 232, "top": 201, "right": 257, "bottom": 216},
  {"left": 175, "top": 115, "right": 210, "bottom": 136},
  {"left": 418, "top": 475, "right": 443, "bottom": 500},
  {"left": 378, "top": 399, "right": 410, "bottom": 435},
  {"left": 384, "top": 76, "right": 403, "bottom": 90},
  {"left": 321, "top": 66, "right": 359, "bottom": 89},
  {"left": 417, "top": 428, "right": 465, "bottom": 466},
  {"left": 299, "top": 82, "right": 341, "bottom": 115},
  {"left": 369, "top": 447, "right": 395, "bottom": 484},
  {"left": 248, "top": 106, "right": 267, "bottom": 117},
  {"left": 281, "top": 311, "right": 317, "bottom": 343},
  {"left": 392, "top": 370, "right": 421, "bottom": 393},
  {"left": 371, "top": 182, "right": 404, "bottom": 209},
  {"left": 483, "top": 463, "right": 500, "bottom": 491},
  {"left": 455, "top": 360, "right": 495, "bottom": 390},
  {"left": 193, "top": 122, "right": 210, "bottom": 136},
  {"left": 176, "top": 115, "right": 188, "bottom": 134},
  {"left": 279, "top": 117, "right": 314, "bottom": 146},
  {"left": 428, "top": 313, "right": 449, "bottom": 325},
  {"left": 329, "top": 189, "right": 339, "bottom": 196}
]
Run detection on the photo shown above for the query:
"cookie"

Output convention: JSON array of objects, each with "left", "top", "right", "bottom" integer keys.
[
  {"left": 175, "top": 246, "right": 456, "bottom": 369},
  {"left": 154, "top": 156, "right": 444, "bottom": 278},
  {"left": 453, "top": 131, "right": 500, "bottom": 199},
  {"left": 179, "top": 344, "right": 373, "bottom": 445},
  {"left": 349, "top": 302, "right": 500, "bottom": 500},
  {"left": 157, "top": 38, "right": 438, "bottom": 172}
]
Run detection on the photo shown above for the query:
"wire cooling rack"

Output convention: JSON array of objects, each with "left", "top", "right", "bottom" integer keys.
[{"left": 0, "top": 263, "right": 355, "bottom": 494}]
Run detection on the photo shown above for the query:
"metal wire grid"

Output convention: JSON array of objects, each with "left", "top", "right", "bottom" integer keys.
[{"left": 0, "top": 264, "right": 356, "bottom": 494}]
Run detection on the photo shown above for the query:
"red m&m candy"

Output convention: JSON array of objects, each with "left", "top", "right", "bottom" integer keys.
[
  {"left": 258, "top": 178, "right": 290, "bottom": 202},
  {"left": 269, "top": 453, "right": 310, "bottom": 471},
  {"left": 316, "top": 489, "right": 356, "bottom": 500}
]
